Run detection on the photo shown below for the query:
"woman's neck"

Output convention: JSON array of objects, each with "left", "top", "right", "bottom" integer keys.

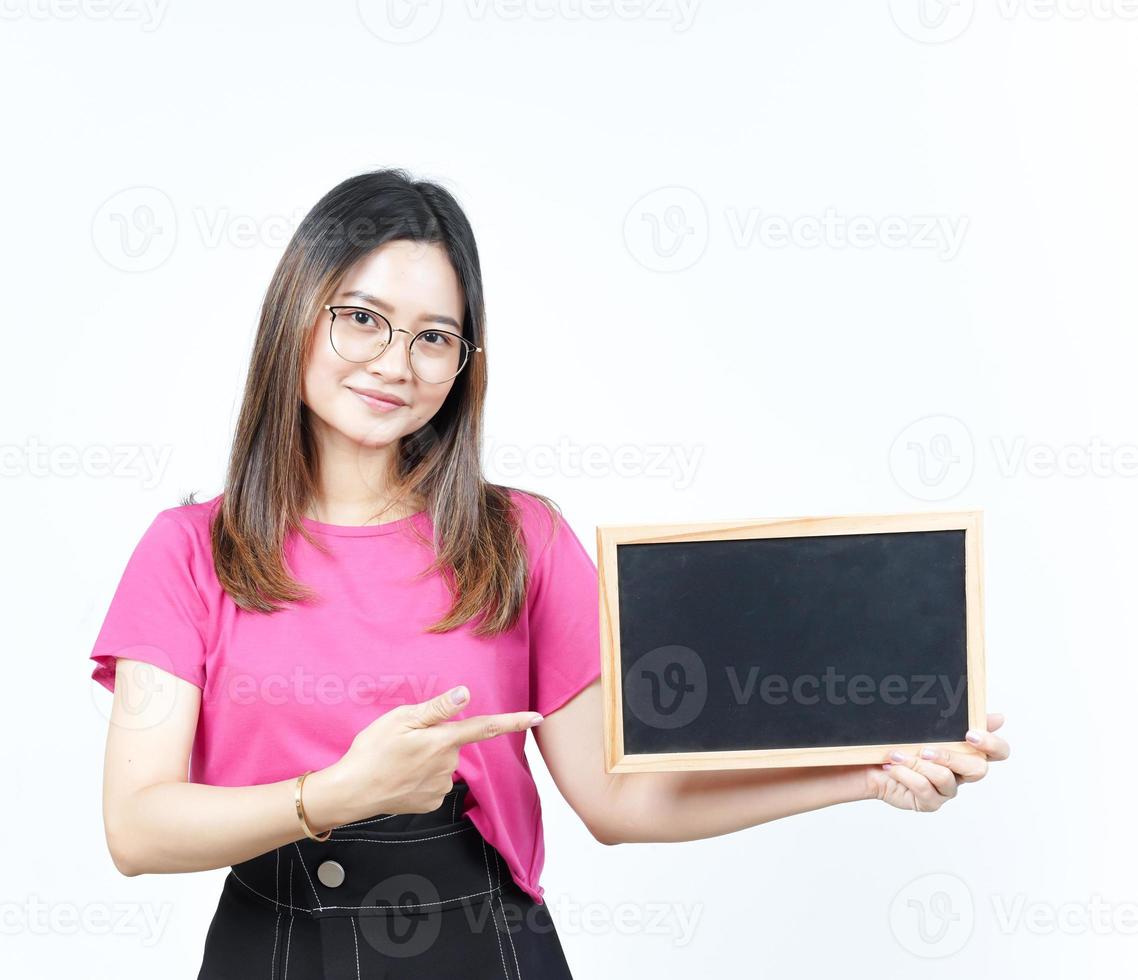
[{"left": 306, "top": 492, "right": 426, "bottom": 527}]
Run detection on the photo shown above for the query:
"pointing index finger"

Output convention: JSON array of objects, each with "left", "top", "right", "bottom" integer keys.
[{"left": 441, "top": 710, "right": 545, "bottom": 747}]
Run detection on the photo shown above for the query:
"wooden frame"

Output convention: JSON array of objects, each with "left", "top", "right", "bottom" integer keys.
[{"left": 597, "top": 510, "right": 987, "bottom": 772}]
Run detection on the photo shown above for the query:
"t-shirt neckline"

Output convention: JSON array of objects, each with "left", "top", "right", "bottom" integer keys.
[{"left": 299, "top": 509, "right": 431, "bottom": 537}]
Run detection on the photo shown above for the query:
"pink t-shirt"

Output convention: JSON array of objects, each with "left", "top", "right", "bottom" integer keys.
[{"left": 88, "top": 488, "right": 601, "bottom": 906}]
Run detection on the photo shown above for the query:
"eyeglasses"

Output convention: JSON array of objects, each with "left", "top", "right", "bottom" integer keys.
[{"left": 323, "top": 304, "right": 482, "bottom": 385}]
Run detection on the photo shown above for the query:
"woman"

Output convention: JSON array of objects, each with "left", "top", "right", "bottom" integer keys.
[{"left": 89, "top": 168, "right": 1011, "bottom": 979}]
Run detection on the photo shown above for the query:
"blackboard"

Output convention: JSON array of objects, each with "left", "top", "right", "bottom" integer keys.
[{"left": 597, "top": 511, "right": 986, "bottom": 771}]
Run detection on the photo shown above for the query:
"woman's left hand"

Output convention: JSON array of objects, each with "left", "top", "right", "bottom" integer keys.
[{"left": 865, "top": 712, "right": 1010, "bottom": 812}]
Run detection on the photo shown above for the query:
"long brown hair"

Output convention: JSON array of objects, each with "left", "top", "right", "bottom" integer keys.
[{"left": 195, "top": 168, "right": 559, "bottom": 636}]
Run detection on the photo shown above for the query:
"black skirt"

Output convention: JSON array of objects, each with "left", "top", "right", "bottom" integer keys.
[{"left": 196, "top": 780, "right": 575, "bottom": 979}]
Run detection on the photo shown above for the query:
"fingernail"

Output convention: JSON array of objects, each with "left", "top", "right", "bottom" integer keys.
[
  {"left": 920, "top": 748, "right": 937, "bottom": 760},
  {"left": 451, "top": 687, "right": 468, "bottom": 704},
  {"left": 882, "top": 763, "right": 893, "bottom": 770},
  {"left": 965, "top": 730, "right": 981, "bottom": 744},
  {"left": 890, "top": 750, "right": 908, "bottom": 763},
  {"left": 527, "top": 714, "right": 544, "bottom": 727}
]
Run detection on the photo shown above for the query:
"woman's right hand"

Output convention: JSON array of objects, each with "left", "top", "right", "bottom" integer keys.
[{"left": 302, "top": 686, "right": 544, "bottom": 830}]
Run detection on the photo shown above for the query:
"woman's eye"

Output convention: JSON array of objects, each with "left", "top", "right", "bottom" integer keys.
[
  {"left": 421, "top": 331, "right": 451, "bottom": 346},
  {"left": 351, "top": 311, "right": 377, "bottom": 327}
]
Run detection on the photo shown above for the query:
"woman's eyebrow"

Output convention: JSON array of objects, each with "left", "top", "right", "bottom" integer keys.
[{"left": 340, "top": 289, "right": 461, "bottom": 330}]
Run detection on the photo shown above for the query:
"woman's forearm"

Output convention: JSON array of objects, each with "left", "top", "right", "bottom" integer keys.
[
  {"left": 109, "top": 764, "right": 351, "bottom": 876},
  {"left": 600, "top": 763, "right": 871, "bottom": 845}
]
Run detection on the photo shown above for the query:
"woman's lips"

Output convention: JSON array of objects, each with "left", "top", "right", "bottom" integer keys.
[{"left": 349, "top": 388, "right": 404, "bottom": 412}]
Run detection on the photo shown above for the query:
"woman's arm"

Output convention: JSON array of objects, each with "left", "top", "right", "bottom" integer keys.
[
  {"left": 101, "top": 658, "right": 349, "bottom": 876},
  {"left": 533, "top": 679, "right": 871, "bottom": 845}
]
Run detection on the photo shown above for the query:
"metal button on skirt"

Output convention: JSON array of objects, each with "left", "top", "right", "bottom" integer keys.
[{"left": 196, "top": 781, "right": 575, "bottom": 979}]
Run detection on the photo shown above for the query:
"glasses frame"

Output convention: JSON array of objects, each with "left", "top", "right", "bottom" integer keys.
[{"left": 323, "top": 304, "right": 482, "bottom": 385}]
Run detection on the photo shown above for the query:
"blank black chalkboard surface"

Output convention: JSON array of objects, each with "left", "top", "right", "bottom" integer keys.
[{"left": 597, "top": 511, "right": 986, "bottom": 771}]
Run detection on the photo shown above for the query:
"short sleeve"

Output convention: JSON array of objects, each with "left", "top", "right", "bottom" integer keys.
[
  {"left": 89, "top": 511, "right": 208, "bottom": 694},
  {"left": 526, "top": 507, "right": 602, "bottom": 717}
]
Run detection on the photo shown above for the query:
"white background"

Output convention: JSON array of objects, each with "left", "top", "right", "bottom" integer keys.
[{"left": 3, "top": 1, "right": 1136, "bottom": 976}]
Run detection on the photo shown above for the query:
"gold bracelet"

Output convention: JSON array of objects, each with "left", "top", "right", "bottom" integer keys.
[{"left": 295, "top": 770, "right": 331, "bottom": 842}]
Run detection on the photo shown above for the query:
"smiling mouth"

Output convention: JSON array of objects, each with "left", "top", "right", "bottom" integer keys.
[{"left": 348, "top": 387, "right": 406, "bottom": 411}]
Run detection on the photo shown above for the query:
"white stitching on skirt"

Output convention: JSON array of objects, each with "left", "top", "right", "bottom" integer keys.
[
  {"left": 318, "top": 886, "right": 500, "bottom": 912},
  {"left": 230, "top": 867, "right": 499, "bottom": 914},
  {"left": 271, "top": 849, "right": 281, "bottom": 978},
  {"left": 481, "top": 838, "right": 510, "bottom": 980},
  {"left": 350, "top": 916, "right": 361, "bottom": 980},
  {"left": 230, "top": 869, "right": 314, "bottom": 913},
  {"left": 494, "top": 850, "right": 523, "bottom": 979},
  {"left": 284, "top": 858, "right": 295, "bottom": 979},
  {"left": 332, "top": 812, "right": 401, "bottom": 831},
  {"left": 328, "top": 825, "right": 476, "bottom": 845},
  {"left": 293, "top": 840, "right": 322, "bottom": 907}
]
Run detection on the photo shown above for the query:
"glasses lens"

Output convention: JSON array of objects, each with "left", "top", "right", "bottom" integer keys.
[
  {"left": 330, "top": 307, "right": 389, "bottom": 362},
  {"left": 410, "top": 331, "right": 469, "bottom": 383}
]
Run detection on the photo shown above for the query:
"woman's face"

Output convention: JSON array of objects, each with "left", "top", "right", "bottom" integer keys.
[{"left": 302, "top": 240, "right": 466, "bottom": 452}]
